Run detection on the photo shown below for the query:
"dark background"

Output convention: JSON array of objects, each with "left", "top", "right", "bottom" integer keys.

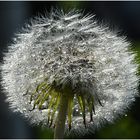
[{"left": 0, "top": 1, "right": 140, "bottom": 138}]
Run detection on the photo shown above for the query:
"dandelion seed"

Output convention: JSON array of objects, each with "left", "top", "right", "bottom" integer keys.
[{"left": 0, "top": 9, "right": 138, "bottom": 138}]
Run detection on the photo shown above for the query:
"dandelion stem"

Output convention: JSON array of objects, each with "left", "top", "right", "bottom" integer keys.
[{"left": 54, "top": 94, "right": 68, "bottom": 139}]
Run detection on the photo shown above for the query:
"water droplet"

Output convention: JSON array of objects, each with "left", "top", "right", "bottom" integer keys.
[
  {"left": 17, "top": 108, "right": 20, "bottom": 111},
  {"left": 13, "top": 38, "right": 17, "bottom": 41},
  {"left": 62, "top": 50, "right": 66, "bottom": 54},
  {"left": 23, "top": 108, "right": 26, "bottom": 111},
  {"left": 102, "top": 100, "right": 105, "bottom": 104}
]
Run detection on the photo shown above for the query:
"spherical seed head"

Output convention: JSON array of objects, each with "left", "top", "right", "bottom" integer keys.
[{"left": 1, "top": 9, "right": 138, "bottom": 136}]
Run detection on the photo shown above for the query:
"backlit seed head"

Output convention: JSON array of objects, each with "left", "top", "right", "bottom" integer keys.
[{"left": 1, "top": 9, "right": 138, "bottom": 136}]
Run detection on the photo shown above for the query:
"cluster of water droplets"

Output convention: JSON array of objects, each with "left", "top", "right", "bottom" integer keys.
[{"left": 1, "top": 10, "right": 138, "bottom": 136}]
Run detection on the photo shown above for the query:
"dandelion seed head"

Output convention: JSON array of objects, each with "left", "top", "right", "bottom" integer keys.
[{"left": 1, "top": 9, "right": 138, "bottom": 136}]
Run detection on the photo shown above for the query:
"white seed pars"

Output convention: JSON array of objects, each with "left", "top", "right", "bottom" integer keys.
[{"left": 1, "top": 9, "right": 138, "bottom": 136}]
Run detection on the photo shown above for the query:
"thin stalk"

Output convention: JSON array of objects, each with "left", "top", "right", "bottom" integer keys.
[{"left": 54, "top": 94, "right": 68, "bottom": 139}]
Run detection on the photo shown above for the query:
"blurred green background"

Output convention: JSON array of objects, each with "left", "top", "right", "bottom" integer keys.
[{"left": 0, "top": 1, "right": 140, "bottom": 139}]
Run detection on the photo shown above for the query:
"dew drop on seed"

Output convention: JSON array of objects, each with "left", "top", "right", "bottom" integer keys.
[
  {"left": 76, "top": 109, "right": 79, "bottom": 112},
  {"left": 23, "top": 108, "right": 26, "bottom": 111},
  {"left": 13, "top": 38, "right": 17, "bottom": 41},
  {"left": 102, "top": 99, "right": 105, "bottom": 104},
  {"left": 17, "top": 108, "right": 20, "bottom": 111}
]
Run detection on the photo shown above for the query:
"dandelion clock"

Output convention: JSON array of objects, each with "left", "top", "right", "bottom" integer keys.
[{"left": 1, "top": 10, "right": 138, "bottom": 138}]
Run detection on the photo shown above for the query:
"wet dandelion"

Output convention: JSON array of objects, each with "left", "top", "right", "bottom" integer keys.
[{"left": 1, "top": 9, "right": 138, "bottom": 138}]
